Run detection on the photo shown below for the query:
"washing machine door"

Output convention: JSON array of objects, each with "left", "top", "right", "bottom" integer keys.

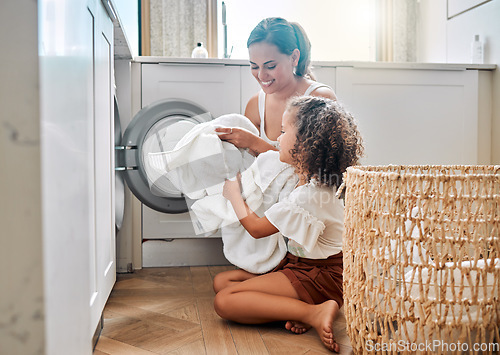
[{"left": 119, "top": 98, "right": 212, "bottom": 213}]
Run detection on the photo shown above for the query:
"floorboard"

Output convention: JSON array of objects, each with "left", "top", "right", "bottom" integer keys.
[{"left": 94, "top": 267, "right": 353, "bottom": 354}]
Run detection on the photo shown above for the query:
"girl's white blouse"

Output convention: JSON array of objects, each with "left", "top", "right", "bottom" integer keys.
[{"left": 264, "top": 181, "right": 344, "bottom": 259}]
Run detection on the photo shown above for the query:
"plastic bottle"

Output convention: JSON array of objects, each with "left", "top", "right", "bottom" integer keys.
[
  {"left": 471, "top": 35, "right": 484, "bottom": 64},
  {"left": 191, "top": 42, "right": 208, "bottom": 58}
]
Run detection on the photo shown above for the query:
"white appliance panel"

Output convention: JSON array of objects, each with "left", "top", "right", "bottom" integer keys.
[
  {"left": 142, "top": 64, "right": 241, "bottom": 115},
  {"left": 142, "top": 206, "right": 220, "bottom": 239},
  {"left": 140, "top": 63, "right": 241, "bottom": 241}
]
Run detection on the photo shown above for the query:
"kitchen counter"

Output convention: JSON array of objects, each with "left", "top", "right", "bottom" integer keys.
[{"left": 133, "top": 56, "right": 496, "bottom": 71}]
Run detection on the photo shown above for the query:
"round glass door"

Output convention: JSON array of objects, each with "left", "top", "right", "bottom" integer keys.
[
  {"left": 120, "top": 99, "right": 212, "bottom": 213},
  {"left": 142, "top": 118, "right": 197, "bottom": 198}
]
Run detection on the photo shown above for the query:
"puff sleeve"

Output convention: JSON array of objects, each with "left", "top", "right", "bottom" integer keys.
[{"left": 264, "top": 186, "right": 326, "bottom": 252}]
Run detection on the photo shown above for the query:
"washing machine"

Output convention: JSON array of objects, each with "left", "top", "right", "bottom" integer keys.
[{"left": 115, "top": 59, "right": 256, "bottom": 268}]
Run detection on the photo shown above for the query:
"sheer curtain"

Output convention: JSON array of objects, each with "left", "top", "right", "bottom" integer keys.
[
  {"left": 376, "top": 0, "right": 417, "bottom": 62},
  {"left": 148, "top": 0, "right": 209, "bottom": 57}
]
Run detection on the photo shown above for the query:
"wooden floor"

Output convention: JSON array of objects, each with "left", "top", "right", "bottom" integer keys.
[{"left": 94, "top": 266, "right": 353, "bottom": 355}]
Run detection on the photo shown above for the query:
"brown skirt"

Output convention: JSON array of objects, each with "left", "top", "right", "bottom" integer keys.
[{"left": 271, "top": 252, "right": 343, "bottom": 306}]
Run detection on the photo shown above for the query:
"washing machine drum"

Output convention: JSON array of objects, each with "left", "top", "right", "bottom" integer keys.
[{"left": 119, "top": 98, "right": 213, "bottom": 214}]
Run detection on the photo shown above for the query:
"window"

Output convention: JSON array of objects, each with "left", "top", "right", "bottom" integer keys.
[{"left": 217, "top": 0, "right": 377, "bottom": 61}]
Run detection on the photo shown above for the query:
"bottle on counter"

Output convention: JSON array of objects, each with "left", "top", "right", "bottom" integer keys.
[
  {"left": 471, "top": 35, "right": 484, "bottom": 64},
  {"left": 192, "top": 42, "right": 208, "bottom": 58}
]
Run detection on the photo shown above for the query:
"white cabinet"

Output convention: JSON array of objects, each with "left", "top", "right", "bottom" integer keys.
[
  {"left": 39, "top": 0, "right": 116, "bottom": 352},
  {"left": 89, "top": 0, "right": 116, "bottom": 338},
  {"left": 240, "top": 65, "right": 261, "bottom": 114},
  {"left": 311, "top": 65, "right": 337, "bottom": 91},
  {"left": 335, "top": 67, "right": 491, "bottom": 165},
  {"left": 241, "top": 62, "right": 492, "bottom": 166}
]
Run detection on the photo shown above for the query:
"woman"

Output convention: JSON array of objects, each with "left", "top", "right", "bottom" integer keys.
[{"left": 216, "top": 17, "right": 336, "bottom": 155}]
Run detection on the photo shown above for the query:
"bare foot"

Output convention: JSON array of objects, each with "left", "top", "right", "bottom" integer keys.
[
  {"left": 285, "top": 321, "right": 311, "bottom": 334},
  {"left": 305, "top": 300, "right": 340, "bottom": 352}
]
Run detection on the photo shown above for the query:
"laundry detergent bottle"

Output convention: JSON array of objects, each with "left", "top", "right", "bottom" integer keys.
[
  {"left": 471, "top": 35, "right": 484, "bottom": 64},
  {"left": 192, "top": 42, "right": 208, "bottom": 58}
]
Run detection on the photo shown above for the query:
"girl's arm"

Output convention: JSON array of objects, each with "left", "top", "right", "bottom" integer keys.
[{"left": 223, "top": 177, "right": 279, "bottom": 239}]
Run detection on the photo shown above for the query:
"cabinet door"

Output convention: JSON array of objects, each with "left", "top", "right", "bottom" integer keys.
[
  {"left": 311, "top": 65, "right": 336, "bottom": 92},
  {"left": 39, "top": 0, "right": 115, "bottom": 351},
  {"left": 142, "top": 63, "right": 240, "bottom": 116},
  {"left": 89, "top": 0, "right": 116, "bottom": 337},
  {"left": 336, "top": 67, "right": 481, "bottom": 165},
  {"left": 240, "top": 65, "right": 261, "bottom": 114}
]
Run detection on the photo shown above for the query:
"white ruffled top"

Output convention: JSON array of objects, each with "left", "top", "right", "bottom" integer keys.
[{"left": 264, "top": 180, "right": 344, "bottom": 259}]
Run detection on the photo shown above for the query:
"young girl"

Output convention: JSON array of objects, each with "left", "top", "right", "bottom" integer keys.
[{"left": 214, "top": 96, "right": 363, "bottom": 352}]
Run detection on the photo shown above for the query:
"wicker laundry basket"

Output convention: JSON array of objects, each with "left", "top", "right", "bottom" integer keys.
[{"left": 342, "top": 165, "right": 500, "bottom": 354}]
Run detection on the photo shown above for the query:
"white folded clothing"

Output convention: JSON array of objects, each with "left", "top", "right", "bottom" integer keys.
[
  {"left": 221, "top": 224, "right": 288, "bottom": 275},
  {"left": 190, "top": 150, "right": 298, "bottom": 274}
]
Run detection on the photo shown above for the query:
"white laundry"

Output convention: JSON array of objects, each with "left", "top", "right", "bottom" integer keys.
[
  {"left": 190, "top": 150, "right": 299, "bottom": 274},
  {"left": 146, "top": 113, "right": 259, "bottom": 199},
  {"left": 145, "top": 114, "right": 298, "bottom": 274},
  {"left": 401, "top": 258, "right": 499, "bottom": 345}
]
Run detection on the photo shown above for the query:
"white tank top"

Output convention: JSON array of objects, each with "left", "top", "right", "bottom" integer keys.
[{"left": 258, "top": 82, "right": 332, "bottom": 147}]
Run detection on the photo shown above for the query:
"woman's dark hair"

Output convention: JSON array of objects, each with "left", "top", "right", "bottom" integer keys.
[
  {"left": 287, "top": 96, "right": 364, "bottom": 187},
  {"left": 247, "top": 17, "right": 314, "bottom": 79}
]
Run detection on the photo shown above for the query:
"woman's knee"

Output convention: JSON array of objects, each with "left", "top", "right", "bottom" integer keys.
[
  {"left": 213, "top": 272, "right": 229, "bottom": 293},
  {"left": 213, "top": 269, "right": 252, "bottom": 293},
  {"left": 213, "top": 289, "right": 232, "bottom": 319}
]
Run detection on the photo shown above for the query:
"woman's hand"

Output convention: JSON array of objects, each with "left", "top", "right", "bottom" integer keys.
[
  {"left": 222, "top": 173, "right": 242, "bottom": 202},
  {"left": 215, "top": 127, "right": 258, "bottom": 150}
]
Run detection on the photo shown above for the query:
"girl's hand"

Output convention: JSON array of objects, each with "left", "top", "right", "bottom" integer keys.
[
  {"left": 216, "top": 127, "right": 258, "bottom": 150},
  {"left": 223, "top": 173, "right": 242, "bottom": 201}
]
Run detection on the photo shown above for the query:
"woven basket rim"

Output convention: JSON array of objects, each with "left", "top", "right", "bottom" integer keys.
[{"left": 346, "top": 164, "right": 500, "bottom": 179}]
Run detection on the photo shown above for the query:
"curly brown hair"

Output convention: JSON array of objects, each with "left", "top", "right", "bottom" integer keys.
[{"left": 286, "top": 96, "right": 364, "bottom": 187}]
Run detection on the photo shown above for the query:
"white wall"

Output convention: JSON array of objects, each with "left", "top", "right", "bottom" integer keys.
[
  {"left": 417, "top": 0, "right": 447, "bottom": 62},
  {"left": 218, "top": 0, "right": 376, "bottom": 61},
  {"left": 0, "top": 1, "right": 45, "bottom": 353},
  {"left": 446, "top": 1, "right": 500, "bottom": 64},
  {"left": 418, "top": 0, "right": 500, "bottom": 164},
  {"left": 446, "top": 2, "right": 500, "bottom": 164}
]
